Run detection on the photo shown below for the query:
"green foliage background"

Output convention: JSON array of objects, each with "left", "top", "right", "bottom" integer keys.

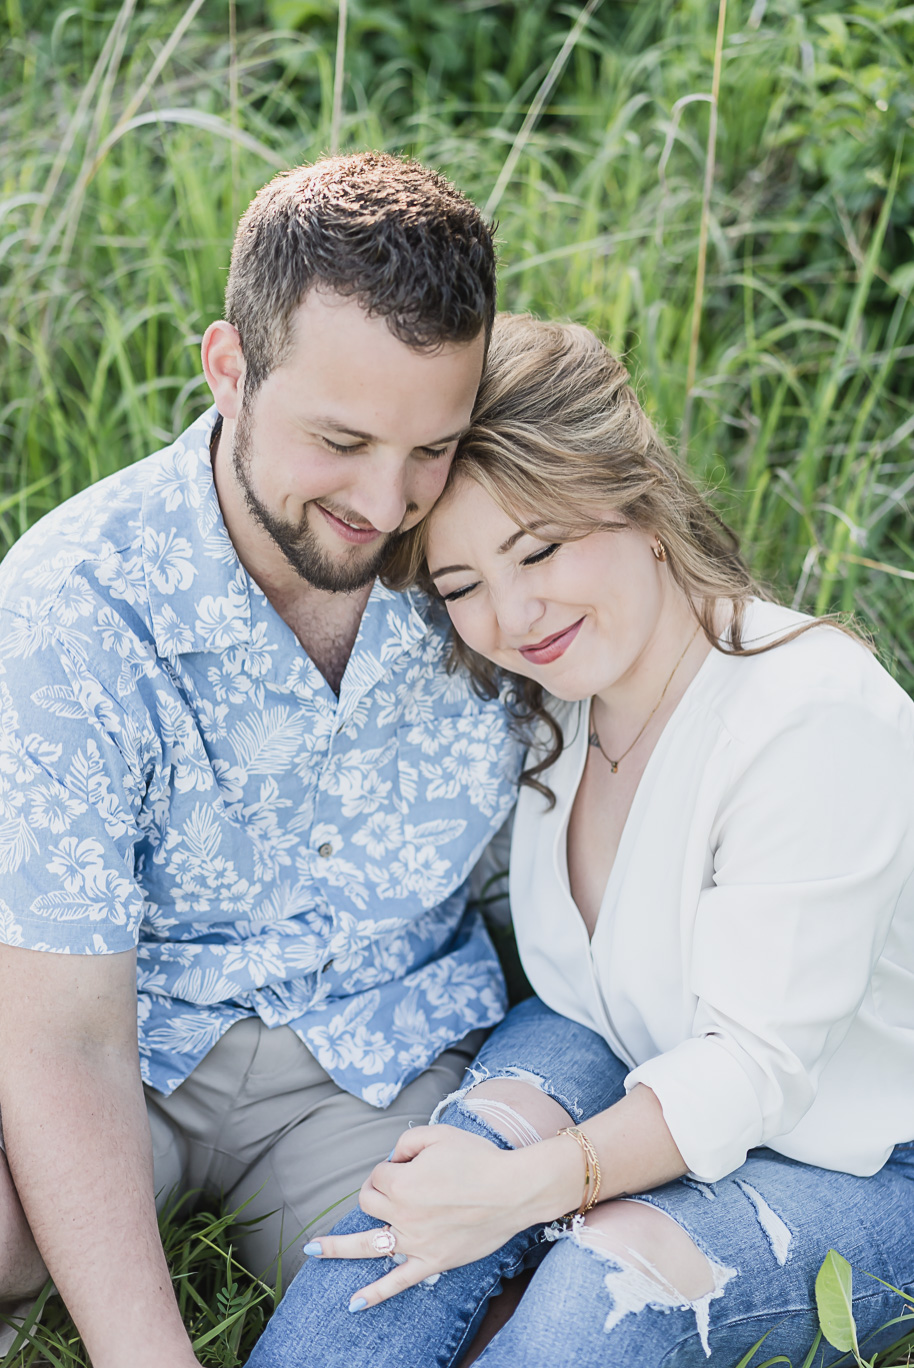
[
  {"left": 1, "top": 0, "right": 914, "bottom": 1362},
  {"left": 3, "top": 0, "right": 914, "bottom": 685}
]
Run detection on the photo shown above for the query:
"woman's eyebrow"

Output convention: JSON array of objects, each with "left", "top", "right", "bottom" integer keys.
[
  {"left": 499, "top": 522, "right": 546, "bottom": 553},
  {"left": 429, "top": 563, "right": 470, "bottom": 580},
  {"left": 430, "top": 523, "right": 549, "bottom": 579}
]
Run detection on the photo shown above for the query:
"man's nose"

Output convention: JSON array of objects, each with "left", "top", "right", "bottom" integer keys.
[{"left": 352, "top": 455, "right": 409, "bottom": 533}]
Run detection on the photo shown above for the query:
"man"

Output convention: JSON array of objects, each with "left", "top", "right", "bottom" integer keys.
[{"left": 0, "top": 152, "right": 521, "bottom": 1366}]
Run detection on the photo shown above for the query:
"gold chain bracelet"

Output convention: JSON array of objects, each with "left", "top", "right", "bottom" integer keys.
[{"left": 556, "top": 1125, "right": 602, "bottom": 1218}]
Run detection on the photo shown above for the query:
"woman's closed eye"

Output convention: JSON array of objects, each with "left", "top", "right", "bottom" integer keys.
[
  {"left": 441, "top": 581, "right": 479, "bottom": 604},
  {"left": 440, "top": 543, "right": 560, "bottom": 604},
  {"left": 521, "top": 542, "right": 560, "bottom": 567}
]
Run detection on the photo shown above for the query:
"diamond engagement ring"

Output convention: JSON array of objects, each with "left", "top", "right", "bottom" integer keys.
[{"left": 371, "top": 1227, "right": 398, "bottom": 1256}]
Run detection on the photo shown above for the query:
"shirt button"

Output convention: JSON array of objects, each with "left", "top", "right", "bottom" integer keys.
[{"left": 318, "top": 842, "right": 333, "bottom": 858}]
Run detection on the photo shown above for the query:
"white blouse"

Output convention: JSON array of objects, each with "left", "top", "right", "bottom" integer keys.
[{"left": 509, "top": 600, "right": 914, "bottom": 1182}]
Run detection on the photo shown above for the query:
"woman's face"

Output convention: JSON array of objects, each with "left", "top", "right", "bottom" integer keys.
[{"left": 426, "top": 475, "right": 678, "bottom": 702}]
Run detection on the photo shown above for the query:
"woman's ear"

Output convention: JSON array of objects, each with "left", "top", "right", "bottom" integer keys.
[{"left": 201, "top": 321, "right": 246, "bottom": 419}]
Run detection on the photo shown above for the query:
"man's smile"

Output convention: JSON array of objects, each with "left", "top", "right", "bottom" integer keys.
[{"left": 316, "top": 503, "right": 383, "bottom": 545}]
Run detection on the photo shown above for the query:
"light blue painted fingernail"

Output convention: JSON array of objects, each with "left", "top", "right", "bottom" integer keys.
[
  {"left": 349, "top": 1296, "right": 368, "bottom": 1313},
  {"left": 387, "top": 1148, "right": 397, "bottom": 1160},
  {"left": 302, "top": 1241, "right": 322, "bottom": 1257}
]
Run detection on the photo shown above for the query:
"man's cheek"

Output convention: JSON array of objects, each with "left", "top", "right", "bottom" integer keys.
[{"left": 415, "top": 461, "right": 453, "bottom": 514}]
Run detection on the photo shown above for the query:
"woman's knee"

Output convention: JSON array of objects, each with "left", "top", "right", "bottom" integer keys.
[
  {"left": 430, "top": 1059, "right": 577, "bottom": 1151},
  {"left": 479, "top": 1228, "right": 727, "bottom": 1368},
  {"left": 578, "top": 1199, "right": 717, "bottom": 1300},
  {"left": 458, "top": 1079, "right": 574, "bottom": 1149}
]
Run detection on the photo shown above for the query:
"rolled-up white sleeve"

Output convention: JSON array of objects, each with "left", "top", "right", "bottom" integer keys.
[{"left": 625, "top": 695, "right": 914, "bottom": 1182}]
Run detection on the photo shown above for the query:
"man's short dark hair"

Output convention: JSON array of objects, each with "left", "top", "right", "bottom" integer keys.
[{"left": 225, "top": 151, "right": 497, "bottom": 393}]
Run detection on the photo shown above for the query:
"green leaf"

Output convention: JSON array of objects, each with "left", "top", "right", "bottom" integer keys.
[
  {"left": 815, "top": 1249, "right": 859, "bottom": 1356},
  {"left": 889, "top": 262, "right": 914, "bottom": 299},
  {"left": 815, "top": 14, "right": 849, "bottom": 49}
]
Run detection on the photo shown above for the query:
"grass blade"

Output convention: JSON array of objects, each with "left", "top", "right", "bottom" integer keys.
[
  {"left": 330, "top": 0, "right": 349, "bottom": 153},
  {"left": 483, "top": 0, "right": 604, "bottom": 219},
  {"left": 681, "top": 0, "right": 728, "bottom": 451}
]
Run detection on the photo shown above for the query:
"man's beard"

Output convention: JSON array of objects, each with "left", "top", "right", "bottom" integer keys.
[{"left": 231, "top": 402, "right": 397, "bottom": 593}]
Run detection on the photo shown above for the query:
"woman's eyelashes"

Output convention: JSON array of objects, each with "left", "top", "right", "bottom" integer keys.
[
  {"left": 521, "top": 541, "right": 560, "bottom": 567},
  {"left": 439, "top": 543, "right": 561, "bottom": 604},
  {"left": 441, "top": 581, "right": 479, "bottom": 604}
]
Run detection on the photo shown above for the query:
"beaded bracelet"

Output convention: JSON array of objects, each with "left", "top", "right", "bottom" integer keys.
[{"left": 557, "top": 1125, "right": 602, "bottom": 1218}]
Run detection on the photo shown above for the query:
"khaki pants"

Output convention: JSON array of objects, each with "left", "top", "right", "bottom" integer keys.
[{"left": 145, "top": 1018, "right": 482, "bottom": 1290}]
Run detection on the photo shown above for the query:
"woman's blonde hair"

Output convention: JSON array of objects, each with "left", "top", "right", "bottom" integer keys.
[{"left": 383, "top": 313, "right": 853, "bottom": 799}]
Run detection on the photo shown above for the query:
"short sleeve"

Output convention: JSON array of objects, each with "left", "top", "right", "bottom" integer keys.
[
  {"left": 626, "top": 695, "right": 914, "bottom": 1181},
  {"left": 0, "top": 609, "right": 150, "bottom": 954}
]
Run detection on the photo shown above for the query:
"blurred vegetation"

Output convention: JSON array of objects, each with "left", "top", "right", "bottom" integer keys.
[
  {"left": 2, "top": 0, "right": 913, "bottom": 680},
  {"left": 1, "top": 1, "right": 914, "bottom": 1362}
]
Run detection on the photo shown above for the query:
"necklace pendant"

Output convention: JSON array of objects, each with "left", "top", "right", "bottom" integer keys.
[{"left": 609, "top": 760, "right": 619, "bottom": 774}]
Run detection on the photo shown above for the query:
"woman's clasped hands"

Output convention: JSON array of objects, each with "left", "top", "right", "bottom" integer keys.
[{"left": 303, "top": 1123, "right": 565, "bottom": 1310}]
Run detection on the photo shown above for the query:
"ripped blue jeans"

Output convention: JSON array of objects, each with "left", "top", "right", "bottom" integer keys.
[{"left": 246, "top": 998, "right": 914, "bottom": 1368}]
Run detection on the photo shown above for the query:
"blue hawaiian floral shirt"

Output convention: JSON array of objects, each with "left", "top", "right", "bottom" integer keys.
[{"left": 0, "top": 407, "right": 522, "bottom": 1103}]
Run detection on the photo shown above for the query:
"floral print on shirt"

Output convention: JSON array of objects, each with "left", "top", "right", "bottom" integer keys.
[{"left": 0, "top": 407, "right": 522, "bottom": 1102}]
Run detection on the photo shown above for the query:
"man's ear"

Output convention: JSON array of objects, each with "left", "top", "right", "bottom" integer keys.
[{"left": 201, "top": 321, "right": 246, "bottom": 419}]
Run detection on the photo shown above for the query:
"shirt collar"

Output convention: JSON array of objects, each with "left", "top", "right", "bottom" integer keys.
[
  {"left": 336, "top": 579, "right": 430, "bottom": 723},
  {"left": 143, "top": 405, "right": 431, "bottom": 695},
  {"left": 143, "top": 405, "right": 254, "bottom": 663}
]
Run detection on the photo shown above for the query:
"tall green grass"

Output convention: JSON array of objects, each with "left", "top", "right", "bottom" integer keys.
[
  {"left": 0, "top": 1196, "right": 276, "bottom": 1365},
  {"left": 1, "top": 1, "right": 913, "bottom": 1363},
  {"left": 2, "top": 0, "right": 912, "bottom": 685}
]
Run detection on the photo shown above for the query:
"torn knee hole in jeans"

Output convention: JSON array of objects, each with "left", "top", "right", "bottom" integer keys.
[
  {"left": 544, "top": 1210, "right": 736, "bottom": 1359},
  {"left": 460, "top": 1098, "right": 543, "bottom": 1148},
  {"left": 429, "top": 1067, "right": 546, "bottom": 1147},
  {"left": 428, "top": 1065, "right": 582, "bottom": 1134}
]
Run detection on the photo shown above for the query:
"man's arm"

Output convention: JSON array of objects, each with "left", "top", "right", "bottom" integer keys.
[{"left": 0, "top": 943, "right": 200, "bottom": 1368}]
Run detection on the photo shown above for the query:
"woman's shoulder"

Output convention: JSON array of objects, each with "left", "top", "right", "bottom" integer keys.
[{"left": 706, "top": 598, "right": 914, "bottom": 746}]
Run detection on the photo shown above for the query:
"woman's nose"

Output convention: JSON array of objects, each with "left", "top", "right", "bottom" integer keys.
[{"left": 493, "top": 587, "right": 546, "bottom": 642}]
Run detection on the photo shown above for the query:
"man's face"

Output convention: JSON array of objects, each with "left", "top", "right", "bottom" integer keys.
[{"left": 227, "top": 290, "right": 486, "bottom": 593}]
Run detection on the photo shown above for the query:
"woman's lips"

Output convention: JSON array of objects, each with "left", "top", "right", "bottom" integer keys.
[
  {"left": 317, "top": 503, "right": 381, "bottom": 545},
  {"left": 517, "top": 617, "right": 584, "bottom": 665}
]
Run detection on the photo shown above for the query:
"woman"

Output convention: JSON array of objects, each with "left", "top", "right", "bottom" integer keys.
[{"left": 247, "top": 315, "right": 914, "bottom": 1368}]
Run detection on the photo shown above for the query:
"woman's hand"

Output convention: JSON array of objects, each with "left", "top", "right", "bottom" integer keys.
[{"left": 306, "top": 1124, "right": 553, "bottom": 1309}]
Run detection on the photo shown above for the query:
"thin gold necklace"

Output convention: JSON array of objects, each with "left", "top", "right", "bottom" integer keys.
[{"left": 588, "top": 626, "right": 700, "bottom": 773}]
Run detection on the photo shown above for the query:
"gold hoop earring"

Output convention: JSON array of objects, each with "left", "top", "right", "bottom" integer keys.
[{"left": 652, "top": 538, "right": 667, "bottom": 562}]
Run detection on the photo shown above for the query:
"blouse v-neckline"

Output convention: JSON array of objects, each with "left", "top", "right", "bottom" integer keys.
[{"left": 554, "top": 645, "right": 723, "bottom": 944}]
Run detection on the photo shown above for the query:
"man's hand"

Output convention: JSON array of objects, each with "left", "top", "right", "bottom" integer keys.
[{"left": 0, "top": 943, "right": 201, "bottom": 1368}]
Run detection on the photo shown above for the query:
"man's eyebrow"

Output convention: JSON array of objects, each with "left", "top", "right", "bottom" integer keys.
[
  {"left": 315, "top": 417, "right": 378, "bottom": 442},
  {"left": 313, "top": 417, "right": 468, "bottom": 446},
  {"left": 430, "top": 523, "right": 548, "bottom": 579}
]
